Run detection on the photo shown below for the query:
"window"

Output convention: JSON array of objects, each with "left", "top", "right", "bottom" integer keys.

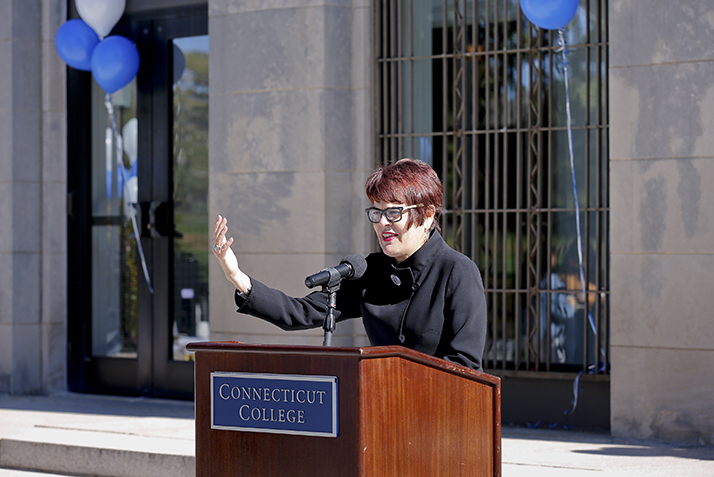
[{"left": 375, "top": 0, "right": 609, "bottom": 374}]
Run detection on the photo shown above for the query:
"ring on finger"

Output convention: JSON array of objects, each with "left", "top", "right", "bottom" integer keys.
[{"left": 213, "top": 243, "right": 221, "bottom": 253}]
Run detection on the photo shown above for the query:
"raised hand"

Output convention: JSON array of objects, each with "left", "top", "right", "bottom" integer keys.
[{"left": 211, "top": 215, "right": 251, "bottom": 293}]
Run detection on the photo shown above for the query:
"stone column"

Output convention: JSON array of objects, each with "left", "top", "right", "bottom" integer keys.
[
  {"left": 208, "top": 0, "right": 373, "bottom": 346},
  {"left": 0, "top": 0, "right": 67, "bottom": 394},
  {"left": 609, "top": 0, "right": 714, "bottom": 444}
]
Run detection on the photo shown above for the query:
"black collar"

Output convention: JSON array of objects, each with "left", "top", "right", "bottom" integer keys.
[{"left": 391, "top": 230, "right": 444, "bottom": 278}]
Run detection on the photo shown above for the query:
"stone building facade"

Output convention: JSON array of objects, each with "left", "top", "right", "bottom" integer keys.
[{"left": 0, "top": 0, "right": 711, "bottom": 445}]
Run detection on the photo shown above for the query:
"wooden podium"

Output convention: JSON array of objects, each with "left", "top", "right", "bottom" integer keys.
[{"left": 187, "top": 342, "right": 501, "bottom": 476}]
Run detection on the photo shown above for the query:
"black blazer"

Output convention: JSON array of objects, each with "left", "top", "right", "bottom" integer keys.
[{"left": 235, "top": 232, "right": 488, "bottom": 370}]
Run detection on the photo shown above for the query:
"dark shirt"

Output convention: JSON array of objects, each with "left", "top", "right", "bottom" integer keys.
[{"left": 235, "top": 231, "right": 488, "bottom": 370}]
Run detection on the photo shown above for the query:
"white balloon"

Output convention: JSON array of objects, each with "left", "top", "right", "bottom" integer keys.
[
  {"left": 122, "top": 175, "right": 138, "bottom": 219},
  {"left": 125, "top": 175, "right": 138, "bottom": 204},
  {"left": 122, "top": 117, "right": 138, "bottom": 166},
  {"left": 75, "top": 0, "right": 126, "bottom": 39}
]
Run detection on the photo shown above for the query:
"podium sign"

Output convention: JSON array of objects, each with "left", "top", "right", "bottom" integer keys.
[{"left": 211, "top": 371, "right": 338, "bottom": 437}]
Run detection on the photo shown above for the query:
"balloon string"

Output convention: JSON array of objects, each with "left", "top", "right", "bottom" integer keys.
[
  {"left": 104, "top": 93, "right": 154, "bottom": 294},
  {"left": 528, "top": 29, "right": 609, "bottom": 430},
  {"left": 556, "top": 29, "right": 610, "bottom": 428},
  {"left": 557, "top": 29, "right": 596, "bottom": 339}
]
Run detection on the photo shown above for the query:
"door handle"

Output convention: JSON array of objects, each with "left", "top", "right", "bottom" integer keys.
[{"left": 140, "top": 201, "right": 171, "bottom": 237}]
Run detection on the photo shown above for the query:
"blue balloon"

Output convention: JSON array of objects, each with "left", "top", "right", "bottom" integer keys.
[
  {"left": 54, "top": 19, "right": 100, "bottom": 71},
  {"left": 520, "top": 0, "right": 579, "bottom": 30},
  {"left": 91, "top": 36, "right": 140, "bottom": 94}
]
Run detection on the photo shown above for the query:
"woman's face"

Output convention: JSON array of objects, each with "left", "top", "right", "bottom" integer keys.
[{"left": 371, "top": 201, "right": 432, "bottom": 263}]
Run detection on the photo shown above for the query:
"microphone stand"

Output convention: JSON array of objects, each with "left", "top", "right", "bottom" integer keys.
[{"left": 320, "top": 268, "right": 344, "bottom": 347}]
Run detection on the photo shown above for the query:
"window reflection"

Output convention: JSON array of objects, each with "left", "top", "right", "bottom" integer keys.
[
  {"left": 91, "top": 79, "right": 139, "bottom": 358},
  {"left": 171, "top": 35, "right": 209, "bottom": 360}
]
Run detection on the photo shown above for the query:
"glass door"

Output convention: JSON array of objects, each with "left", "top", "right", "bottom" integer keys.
[
  {"left": 145, "top": 15, "right": 209, "bottom": 397},
  {"left": 171, "top": 35, "right": 210, "bottom": 362},
  {"left": 68, "top": 10, "right": 208, "bottom": 399}
]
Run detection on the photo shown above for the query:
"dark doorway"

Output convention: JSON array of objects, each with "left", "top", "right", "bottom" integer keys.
[{"left": 67, "top": 4, "right": 208, "bottom": 399}]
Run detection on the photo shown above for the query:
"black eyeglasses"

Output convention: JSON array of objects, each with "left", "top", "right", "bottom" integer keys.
[{"left": 365, "top": 204, "right": 423, "bottom": 223}]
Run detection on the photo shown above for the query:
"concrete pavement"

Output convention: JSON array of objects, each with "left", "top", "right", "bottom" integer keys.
[{"left": 0, "top": 392, "right": 712, "bottom": 476}]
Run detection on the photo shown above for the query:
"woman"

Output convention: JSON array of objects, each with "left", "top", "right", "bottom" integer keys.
[{"left": 212, "top": 158, "right": 488, "bottom": 370}]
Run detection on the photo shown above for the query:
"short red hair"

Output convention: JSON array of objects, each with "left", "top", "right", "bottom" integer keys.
[{"left": 365, "top": 158, "right": 443, "bottom": 232}]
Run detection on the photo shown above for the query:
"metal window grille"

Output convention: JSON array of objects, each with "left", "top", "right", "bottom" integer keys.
[{"left": 374, "top": 0, "right": 609, "bottom": 375}]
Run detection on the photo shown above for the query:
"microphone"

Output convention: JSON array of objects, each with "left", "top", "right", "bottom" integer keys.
[{"left": 305, "top": 254, "right": 367, "bottom": 289}]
